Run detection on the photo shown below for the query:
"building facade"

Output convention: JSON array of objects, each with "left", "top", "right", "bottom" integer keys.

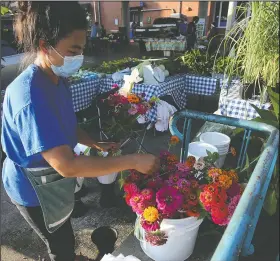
[{"left": 83, "top": 1, "right": 245, "bottom": 36}]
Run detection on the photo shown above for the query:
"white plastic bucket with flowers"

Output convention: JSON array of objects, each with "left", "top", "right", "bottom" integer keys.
[
  {"left": 123, "top": 136, "right": 243, "bottom": 261},
  {"left": 137, "top": 216, "right": 203, "bottom": 261}
]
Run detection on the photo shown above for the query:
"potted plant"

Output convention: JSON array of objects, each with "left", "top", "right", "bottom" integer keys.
[
  {"left": 121, "top": 137, "right": 243, "bottom": 261},
  {"left": 221, "top": 2, "right": 279, "bottom": 103},
  {"left": 178, "top": 49, "right": 214, "bottom": 76},
  {"left": 220, "top": 2, "right": 279, "bottom": 216}
]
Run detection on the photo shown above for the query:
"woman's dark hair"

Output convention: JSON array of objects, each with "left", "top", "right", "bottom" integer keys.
[{"left": 14, "top": 1, "right": 88, "bottom": 53}]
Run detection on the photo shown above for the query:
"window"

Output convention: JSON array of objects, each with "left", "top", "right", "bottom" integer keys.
[{"left": 214, "top": 1, "right": 229, "bottom": 28}]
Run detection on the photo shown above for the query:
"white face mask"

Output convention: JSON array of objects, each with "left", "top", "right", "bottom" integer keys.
[{"left": 49, "top": 47, "right": 84, "bottom": 78}]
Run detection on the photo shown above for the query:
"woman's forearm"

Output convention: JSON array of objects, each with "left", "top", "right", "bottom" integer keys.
[{"left": 64, "top": 154, "right": 137, "bottom": 178}]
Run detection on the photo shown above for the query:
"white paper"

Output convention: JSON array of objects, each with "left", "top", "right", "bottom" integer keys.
[
  {"left": 115, "top": 18, "right": 119, "bottom": 25},
  {"left": 101, "top": 253, "right": 141, "bottom": 261}
]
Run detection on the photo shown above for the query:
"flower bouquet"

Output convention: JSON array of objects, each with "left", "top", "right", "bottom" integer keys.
[
  {"left": 101, "top": 85, "right": 157, "bottom": 144},
  {"left": 121, "top": 137, "right": 243, "bottom": 261}
]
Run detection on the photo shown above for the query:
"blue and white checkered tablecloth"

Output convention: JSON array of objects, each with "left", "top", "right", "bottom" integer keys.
[
  {"left": 99, "top": 77, "right": 123, "bottom": 93},
  {"left": 70, "top": 79, "right": 100, "bottom": 112},
  {"left": 100, "top": 75, "right": 186, "bottom": 122},
  {"left": 72, "top": 74, "right": 219, "bottom": 122},
  {"left": 184, "top": 74, "right": 218, "bottom": 96},
  {"left": 219, "top": 98, "right": 271, "bottom": 120}
]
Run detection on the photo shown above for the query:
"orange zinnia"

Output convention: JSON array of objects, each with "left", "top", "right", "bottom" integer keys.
[
  {"left": 167, "top": 155, "right": 178, "bottom": 165},
  {"left": 230, "top": 147, "right": 237, "bottom": 157},
  {"left": 185, "top": 156, "right": 196, "bottom": 168},
  {"left": 227, "top": 169, "right": 239, "bottom": 183},
  {"left": 217, "top": 175, "right": 233, "bottom": 190},
  {"left": 127, "top": 94, "right": 140, "bottom": 104},
  {"left": 170, "top": 135, "right": 180, "bottom": 145}
]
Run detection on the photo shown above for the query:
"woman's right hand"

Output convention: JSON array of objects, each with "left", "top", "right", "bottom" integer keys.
[{"left": 133, "top": 154, "right": 160, "bottom": 175}]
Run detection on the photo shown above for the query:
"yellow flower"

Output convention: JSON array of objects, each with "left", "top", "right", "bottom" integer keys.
[
  {"left": 170, "top": 135, "right": 180, "bottom": 145},
  {"left": 217, "top": 174, "right": 233, "bottom": 189},
  {"left": 143, "top": 207, "right": 159, "bottom": 223},
  {"left": 227, "top": 169, "right": 239, "bottom": 183}
]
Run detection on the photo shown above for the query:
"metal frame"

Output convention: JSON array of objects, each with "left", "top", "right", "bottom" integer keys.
[{"left": 169, "top": 109, "right": 279, "bottom": 261}]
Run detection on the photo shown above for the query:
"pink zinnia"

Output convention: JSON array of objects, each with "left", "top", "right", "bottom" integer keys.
[
  {"left": 212, "top": 215, "right": 229, "bottom": 226},
  {"left": 136, "top": 104, "right": 148, "bottom": 115},
  {"left": 147, "top": 177, "right": 163, "bottom": 190},
  {"left": 112, "top": 84, "right": 119, "bottom": 89},
  {"left": 141, "top": 220, "right": 160, "bottom": 232},
  {"left": 124, "top": 183, "right": 139, "bottom": 195},
  {"left": 177, "top": 178, "right": 191, "bottom": 188},
  {"left": 156, "top": 186, "right": 183, "bottom": 215},
  {"left": 130, "top": 194, "right": 143, "bottom": 214},
  {"left": 168, "top": 173, "right": 180, "bottom": 184},
  {"left": 228, "top": 195, "right": 241, "bottom": 217},
  {"left": 141, "top": 189, "right": 154, "bottom": 201},
  {"left": 176, "top": 163, "right": 191, "bottom": 174},
  {"left": 128, "top": 105, "right": 138, "bottom": 115}
]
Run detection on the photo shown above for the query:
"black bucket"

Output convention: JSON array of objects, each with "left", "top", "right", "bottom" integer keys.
[{"left": 91, "top": 226, "right": 118, "bottom": 255}]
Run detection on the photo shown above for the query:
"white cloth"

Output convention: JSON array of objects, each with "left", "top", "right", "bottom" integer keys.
[
  {"left": 101, "top": 254, "right": 141, "bottom": 261},
  {"left": 143, "top": 65, "right": 159, "bottom": 85},
  {"left": 155, "top": 100, "right": 177, "bottom": 132},
  {"left": 120, "top": 68, "right": 143, "bottom": 97},
  {"left": 153, "top": 66, "right": 165, "bottom": 83},
  {"left": 112, "top": 68, "right": 131, "bottom": 82}
]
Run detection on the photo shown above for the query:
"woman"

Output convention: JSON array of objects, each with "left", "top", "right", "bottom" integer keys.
[{"left": 1, "top": 2, "right": 159, "bottom": 261}]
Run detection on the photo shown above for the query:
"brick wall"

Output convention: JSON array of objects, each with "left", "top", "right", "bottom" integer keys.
[{"left": 99, "top": 1, "right": 122, "bottom": 32}]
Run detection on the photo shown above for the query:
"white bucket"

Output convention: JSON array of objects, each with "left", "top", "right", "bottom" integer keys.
[
  {"left": 215, "top": 154, "right": 227, "bottom": 168},
  {"left": 188, "top": 142, "right": 218, "bottom": 160},
  {"left": 97, "top": 151, "right": 118, "bottom": 184},
  {"left": 139, "top": 217, "right": 203, "bottom": 261},
  {"left": 199, "top": 132, "right": 231, "bottom": 168},
  {"left": 200, "top": 132, "right": 230, "bottom": 150}
]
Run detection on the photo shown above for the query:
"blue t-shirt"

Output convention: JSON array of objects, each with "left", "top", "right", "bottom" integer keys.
[{"left": 1, "top": 64, "right": 78, "bottom": 207}]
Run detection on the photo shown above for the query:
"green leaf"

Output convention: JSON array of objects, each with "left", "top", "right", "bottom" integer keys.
[
  {"left": 212, "top": 152, "right": 220, "bottom": 162},
  {"left": 251, "top": 117, "right": 279, "bottom": 129},
  {"left": 241, "top": 154, "right": 260, "bottom": 173},
  {"left": 267, "top": 88, "right": 279, "bottom": 120},
  {"left": 263, "top": 189, "right": 278, "bottom": 216},
  {"left": 250, "top": 104, "right": 277, "bottom": 121},
  {"left": 233, "top": 127, "right": 245, "bottom": 136},
  {"left": 206, "top": 150, "right": 212, "bottom": 157}
]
